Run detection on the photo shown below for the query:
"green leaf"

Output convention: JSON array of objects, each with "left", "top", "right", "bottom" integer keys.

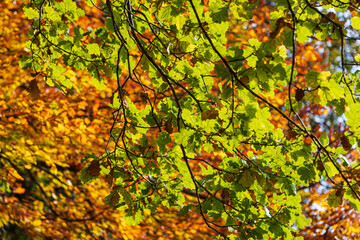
[
  {"left": 120, "top": 188, "right": 133, "bottom": 206},
  {"left": 179, "top": 204, "right": 193, "bottom": 216},
  {"left": 208, "top": 0, "right": 229, "bottom": 23},
  {"left": 247, "top": 55, "right": 258, "bottom": 68},
  {"left": 239, "top": 170, "right": 255, "bottom": 188},
  {"left": 344, "top": 188, "right": 360, "bottom": 211},
  {"left": 319, "top": 78, "right": 344, "bottom": 104},
  {"left": 100, "top": 64, "right": 113, "bottom": 78},
  {"left": 24, "top": 7, "right": 38, "bottom": 19},
  {"left": 294, "top": 213, "right": 311, "bottom": 229},
  {"left": 74, "top": 26, "right": 83, "bottom": 43},
  {"left": 297, "top": 25, "right": 312, "bottom": 43},
  {"left": 124, "top": 208, "right": 144, "bottom": 226},
  {"left": 327, "top": 190, "right": 342, "bottom": 207},
  {"left": 324, "top": 162, "right": 337, "bottom": 178},
  {"left": 346, "top": 103, "right": 360, "bottom": 132},
  {"left": 92, "top": 77, "right": 106, "bottom": 90},
  {"left": 175, "top": 160, "right": 195, "bottom": 190},
  {"left": 297, "top": 165, "right": 317, "bottom": 184},
  {"left": 158, "top": 6, "right": 173, "bottom": 21},
  {"left": 275, "top": 178, "right": 297, "bottom": 196},
  {"left": 109, "top": 92, "right": 120, "bottom": 109},
  {"left": 64, "top": 0, "right": 77, "bottom": 11},
  {"left": 19, "top": 56, "right": 32, "bottom": 69},
  {"left": 157, "top": 132, "right": 171, "bottom": 153},
  {"left": 319, "top": 132, "right": 329, "bottom": 147},
  {"left": 248, "top": 38, "right": 261, "bottom": 50},
  {"left": 87, "top": 43, "right": 100, "bottom": 55}
]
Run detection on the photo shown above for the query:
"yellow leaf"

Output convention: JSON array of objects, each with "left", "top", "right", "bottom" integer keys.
[
  {"left": 24, "top": 164, "right": 32, "bottom": 169},
  {"left": 32, "top": 219, "right": 42, "bottom": 227}
]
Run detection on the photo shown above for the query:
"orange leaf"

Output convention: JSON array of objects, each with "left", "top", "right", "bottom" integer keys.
[
  {"left": 303, "top": 135, "right": 312, "bottom": 146},
  {"left": 13, "top": 187, "right": 25, "bottom": 194},
  {"left": 9, "top": 168, "right": 24, "bottom": 181}
]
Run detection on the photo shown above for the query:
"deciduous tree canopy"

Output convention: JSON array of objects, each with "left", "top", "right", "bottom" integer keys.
[{"left": 2, "top": 0, "right": 360, "bottom": 239}]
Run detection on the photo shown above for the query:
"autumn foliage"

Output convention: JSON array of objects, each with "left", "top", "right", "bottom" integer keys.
[
  {"left": 0, "top": 0, "right": 210, "bottom": 239},
  {"left": 2, "top": 0, "right": 360, "bottom": 239}
]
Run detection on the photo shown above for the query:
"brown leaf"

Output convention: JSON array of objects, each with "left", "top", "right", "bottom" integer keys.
[
  {"left": 201, "top": 109, "right": 219, "bottom": 121},
  {"left": 295, "top": 88, "right": 305, "bottom": 101},
  {"left": 165, "top": 29, "right": 177, "bottom": 39},
  {"left": 341, "top": 136, "right": 352, "bottom": 151},
  {"left": 286, "top": 128, "right": 298, "bottom": 140},
  {"left": 221, "top": 189, "right": 230, "bottom": 202},
  {"left": 270, "top": 17, "right": 285, "bottom": 39},
  {"left": 164, "top": 120, "right": 173, "bottom": 134},
  {"left": 140, "top": 92, "right": 148, "bottom": 103},
  {"left": 148, "top": 146, "right": 159, "bottom": 159},
  {"left": 335, "top": 186, "right": 345, "bottom": 198},
  {"left": 109, "top": 192, "right": 120, "bottom": 206},
  {"left": 332, "top": 132, "right": 342, "bottom": 141},
  {"left": 123, "top": 169, "right": 133, "bottom": 181},
  {"left": 314, "top": 25, "right": 322, "bottom": 32},
  {"left": 87, "top": 160, "right": 100, "bottom": 177},
  {"left": 120, "top": 88, "right": 128, "bottom": 97},
  {"left": 236, "top": 75, "right": 249, "bottom": 88},
  {"left": 212, "top": 142, "right": 222, "bottom": 152},
  {"left": 326, "top": 12, "right": 336, "bottom": 20},
  {"left": 105, "top": 167, "right": 114, "bottom": 187},
  {"left": 224, "top": 173, "right": 235, "bottom": 183},
  {"left": 249, "top": 190, "right": 256, "bottom": 202},
  {"left": 303, "top": 135, "right": 312, "bottom": 146},
  {"left": 316, "top": 160, "right": 324, "bottom": 171},
  {"left": 27, "top": 79, "right": 40, "bottom": 100},
  {"left": 189, "top": 57, "right": 198, "bottom": 65}
]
